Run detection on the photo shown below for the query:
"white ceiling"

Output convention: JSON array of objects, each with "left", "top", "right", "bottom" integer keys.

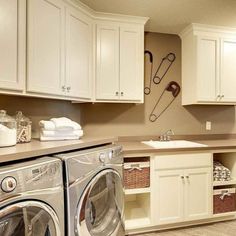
[{"left": 79, "top": 0, "right": 236, "bottom": 34}]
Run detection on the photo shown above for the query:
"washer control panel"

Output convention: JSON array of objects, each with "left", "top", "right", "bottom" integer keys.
[{"left": 0, "top": 158, "right": 62, "bottom": 197}]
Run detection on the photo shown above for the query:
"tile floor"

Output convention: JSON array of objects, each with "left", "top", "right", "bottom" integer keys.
[{"left": 135, "top": 220, "right": 236, "bottom": 236}]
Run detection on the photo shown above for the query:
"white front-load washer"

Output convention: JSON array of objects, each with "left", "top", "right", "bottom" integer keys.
[
  {"left": 0, "top": 157, "right": 64, "bottom": 236},
  {"left": 55, "top": 144, "right": 124, "bottom": 236}
]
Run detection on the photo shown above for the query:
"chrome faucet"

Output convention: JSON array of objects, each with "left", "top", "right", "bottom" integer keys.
[{"left": 160, "top": 129, "right": 174, "bottom": 141}]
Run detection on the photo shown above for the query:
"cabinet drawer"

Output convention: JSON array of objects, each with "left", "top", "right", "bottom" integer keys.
[{"left": 155, "top": 153, "right": 212, "bottom": 170}]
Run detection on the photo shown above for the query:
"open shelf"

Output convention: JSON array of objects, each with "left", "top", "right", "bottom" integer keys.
[
  {"left": 213, "top": 179, "right": 236, "bottom": 187},
  {"left": 213, "top": 211, "right": 236, "bottom": 218},
  {"left": 213, "top": 153, "right": 236, "bottom": 215},
  {"left": 213, "top": 153, "right": 236, "bottom": 183},
  {"left": 125, "top": 193, "right": 151, "bottom": 230},
  {"left": 125, "top": 187, "right": 151, "bottom": 195}
]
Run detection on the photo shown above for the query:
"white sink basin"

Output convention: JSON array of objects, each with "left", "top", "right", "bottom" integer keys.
[{"left": 142, "top": 140, "right": 208, "bottom": 149}]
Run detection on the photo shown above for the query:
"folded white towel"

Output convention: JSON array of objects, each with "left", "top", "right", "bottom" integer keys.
[
  {"left": 39, "top": 121, "right": 55, "bottom": 130},
  {"left": 41, "top": 129, "right": 83, "bottom": 137},
  {"left": 39, "top": 118, "right": 81, "bottom": 131},
  {"left": 50, "top": 117, "right": 81, "bottom": 130},
  {"left": 40, "top": 135, "right": 82, "bottom": 141}
]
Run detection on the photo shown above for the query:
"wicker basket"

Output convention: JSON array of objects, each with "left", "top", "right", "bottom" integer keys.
[
  {"left": 123, "top": 158, "right": 150, "bottom": 189},
  {"left": 213, "top": 188, "right": 236, "bottom": 214}
]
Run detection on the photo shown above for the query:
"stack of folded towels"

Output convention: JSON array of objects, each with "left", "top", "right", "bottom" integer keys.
[{"left": 39, "top": 117, "right": 83, "bottom": 141}]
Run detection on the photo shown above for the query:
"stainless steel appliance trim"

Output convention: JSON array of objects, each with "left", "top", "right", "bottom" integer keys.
[
  {"left": 0, "top": 200, "right": 61, "bottom": 236},
  {"left": 75, "top": 169, "right": 124, "bottom": 236}
]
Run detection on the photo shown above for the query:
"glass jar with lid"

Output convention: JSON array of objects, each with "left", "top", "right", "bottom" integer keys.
[
  {"left": 15, "top": 111, "right": 32, "bottom": 143},
  {"left": 0, "top": 110, "right": 17, "bottom": 147}
]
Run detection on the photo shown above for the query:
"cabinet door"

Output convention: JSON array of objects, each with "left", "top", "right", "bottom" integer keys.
[
  {"left": 0, "top": 0, "right": 25, "bottom": 91},
  {"left": 27, "top": 0, "right": 65, "bottom": 96},
  {"left": 184, "top": 168, "right": 212, "bottom": 221},
  {"left": 96, "top": 24, "right": 119, "bottom": 100},
  {"left": 220, "top": 38, "right": 236, "bottom": 102},
  {"left": 65, "top": 7, "right": 92, "bottom": 99},
  {"left": 155, "top": 170, "right": 184, "bottom": 225},
  {"left": 197, "top": 36, "right": 219, "bottom": 102},
  {"left": 120, "top": 26, "right": 144, "bottom": 102}
]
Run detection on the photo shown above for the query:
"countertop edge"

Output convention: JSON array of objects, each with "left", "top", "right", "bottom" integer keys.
[{"left": 0, "top": 137, "right": 117, "bottom": 164}]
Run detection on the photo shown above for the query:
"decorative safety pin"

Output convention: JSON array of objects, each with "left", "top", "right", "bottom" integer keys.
[
  {"left": 144, "top": 50, "right": 154, "bottom": 95},
  {"left": 153, "top": 53, "right": 176, "bottom": 85},
  {"left": 149, "top": 81, "right": 180, "bottom": 122}
]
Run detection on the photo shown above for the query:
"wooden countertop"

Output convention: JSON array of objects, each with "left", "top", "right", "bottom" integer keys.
[
  {"left": 0, "top": 136, "right": 117, "bottom": 164},
  {"left": 118, "top": 139, "right": 236, "bottom": 155}
]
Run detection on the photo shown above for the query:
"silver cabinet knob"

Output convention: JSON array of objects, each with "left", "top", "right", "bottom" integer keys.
[
  {"left": 115, "top": 92, "right": 119, "bottom": 96},
  {"left": 67, "top": 86, "right": 71, "bottom": 92},
  {"left": 62, "top": 85, "right": 66, "bottom": 92},
  {"left": 121, "top": 92, "right": 124, "bottom": 96}
]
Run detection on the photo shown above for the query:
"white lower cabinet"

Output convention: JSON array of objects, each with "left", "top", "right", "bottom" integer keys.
[
  {"left": 155, "top": 169, "right": 184, "bottom": 225},
  {"left": 184, "top": 168, "right": 212, "bottom": 221},
  {"left": 153, "top": 153, "right": 212, "bottom": 226}
]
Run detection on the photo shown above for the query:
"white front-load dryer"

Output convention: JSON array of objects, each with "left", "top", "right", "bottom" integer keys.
[
  {"left": 0, "top": 157, "right": 64, "bottom": 236},
  {"left": 55, "top": 144, "right": 124, "bottom": 236}
]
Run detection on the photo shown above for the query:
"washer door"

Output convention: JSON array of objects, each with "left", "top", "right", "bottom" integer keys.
[
  {"left": 0, "top": 201, "right": 61, "bottom": 236},
  {"left": 76, "top": 169, "right": 124, "bottom": 236}
]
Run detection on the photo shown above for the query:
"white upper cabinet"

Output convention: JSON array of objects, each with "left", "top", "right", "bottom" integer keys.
[
  {"left": 120, "top": 26, "right": 144, "bottom": 101},
  {"left": 96, "top": 20, "right": 146, "bottom": 103},
  {"left": 65, "top": 7, "right": 92, "bottom": 100},
  {"left": 0, "top": 0, "right": 25, "bottom": 91},
  {"left": 27, "top": 0, "right": 65, "bottom": 96},
  {"left": 180, "top": 24, "right": 236, "bottom": 105},
  {"left": 96, "top": 24, "right": 120, "bottom": 100},
  {"left": 220, "top": 38, "right": 236, "bottom": 102},
  {"left": 0, "top": 0, "right": 147, "bottom": 101},
  {"left": 197, "top": 36, "right": 219, "bottom": 102}
]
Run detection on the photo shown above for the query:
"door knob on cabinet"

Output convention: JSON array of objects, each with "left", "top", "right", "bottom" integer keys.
[
  {"left": 62, "top": 85, "right": 66, "bottom": 92},
  {"left": 121, "top": 92, "right": 124, "bottom": 96},
  {"left": 67, "top": 86, "right": 71, "bottom": 92},
  {"left": 221, "top": 95, "right": 224, "bottom": 99},
  {"left": 115, "top": 92, "right": 119, "bottom": 96},
  {"left": 181, "top": 176, "right": 184, "bottom": 179}
]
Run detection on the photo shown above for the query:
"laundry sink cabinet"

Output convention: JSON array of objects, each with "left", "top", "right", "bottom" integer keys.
[
  {"left": 153, "top": 153, "right": 212, "bottom": 225},
  {"left": 124, "top": 151, "right": 236, "bottom": 235}
]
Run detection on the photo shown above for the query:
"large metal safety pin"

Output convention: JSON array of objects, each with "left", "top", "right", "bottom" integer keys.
[
  {"left": 149, "top": 81, "right": 180, "bottom": 122},
  {"left": 153, "top": 53, "right": 176, "bottom": 85},
  {"left": 144, "top": 50, "right": 154, "bottom": 95}
]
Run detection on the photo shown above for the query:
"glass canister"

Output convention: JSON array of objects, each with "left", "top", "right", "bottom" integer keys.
[
  {"left": 0, "top": 110, "right": 17, "bottom": 147},
  {"left": 15, "top": 111, "right": 32, "bottom": 143}
]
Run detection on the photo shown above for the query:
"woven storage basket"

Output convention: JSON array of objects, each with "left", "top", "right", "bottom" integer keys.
[
  {"left": 124, "top": 158, "right": 150, "bottom": 189},
  {"left": 213, "top": 188, "right": 236, "bottom": 214}
]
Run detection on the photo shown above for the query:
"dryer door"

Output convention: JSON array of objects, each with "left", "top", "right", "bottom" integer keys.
[
  {"left": 0, "top": 201, "right": 61, "bottom": 236},
  {"left": 76, "top": 169, "right": 124, "bottom": 236}
]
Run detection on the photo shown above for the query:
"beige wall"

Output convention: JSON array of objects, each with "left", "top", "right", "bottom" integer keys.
[
  {"left": 80, "top": 32, "right": 236, "bottom": 136},
  {"left": 1, "top": 32, "right": 235, "bottom": 138},
  {"left": 0, "top": 95, "right": 81, "bottom": 137}
]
